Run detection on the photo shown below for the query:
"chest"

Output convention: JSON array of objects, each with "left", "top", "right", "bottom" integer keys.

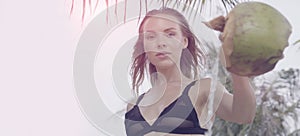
[{"left": 138, "top": 85, "right": 208, "bottom": 126}]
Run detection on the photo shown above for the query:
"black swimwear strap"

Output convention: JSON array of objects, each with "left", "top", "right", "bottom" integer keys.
[{"left": 136, "top": 80, "right": 197, "bottom": 105}]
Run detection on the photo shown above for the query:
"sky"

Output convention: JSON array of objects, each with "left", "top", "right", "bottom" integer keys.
[{"left": 0, "top": 0, "right": 299, "bottom": 136}]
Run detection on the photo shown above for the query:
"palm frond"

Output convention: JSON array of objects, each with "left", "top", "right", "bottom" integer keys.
[
  {"left": 69, "top": 0, "right": 248, "bottom": 23},
  {"left": 70, "top": 0, "right": 74, "bottom": 15},
  {"left": 165, "top": 0, "right": 241, "bottom": 13},
  {"left": 293, "top": 39, "right": 300, "bottom": 45}
]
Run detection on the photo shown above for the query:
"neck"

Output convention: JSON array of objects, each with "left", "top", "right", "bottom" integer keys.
[{"left": 153, "top": 65, "right": 191, "bottom": 86}]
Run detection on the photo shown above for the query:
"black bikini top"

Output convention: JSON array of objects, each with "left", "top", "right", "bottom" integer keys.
[{"left": 124, "top": 81, "right": 208, "bottom": 136}]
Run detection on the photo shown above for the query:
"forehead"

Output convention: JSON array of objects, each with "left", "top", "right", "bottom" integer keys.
[{"left": 142, "top": 14, "right": 182, "bottom": 32}]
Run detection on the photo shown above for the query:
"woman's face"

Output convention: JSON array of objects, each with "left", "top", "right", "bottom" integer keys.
[{"left": 142, "top": 14, "right": 188, "bottom": 69}]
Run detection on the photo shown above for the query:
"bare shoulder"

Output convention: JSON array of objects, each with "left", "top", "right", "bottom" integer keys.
[
  {"left": 126, "top": 102, "right": 135, "bottom": 112},
  {"left": 126, "top": 97, "right": 139, "bottom": 112},
  {"left": 126, "top": 89, "right": 150, "bottom": 112},
  {"left": 196, "top": 78, "right": 212, "bottom": 96},
  {"left": 188, "top": 78, "right": 211, "bottom": 105},
  {"left": 198, "top": 78, "right": 211, "bottom": 86},
  {"left": 197, "top": 78, "right": 226, "bottom": 92},
  {"left": 189, "top": 78, "right": 226, "bottom": 105}
]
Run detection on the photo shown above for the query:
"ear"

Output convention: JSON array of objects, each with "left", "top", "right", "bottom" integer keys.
[{"left": 182, "top": 37, "right": 188, "bottom": 49}]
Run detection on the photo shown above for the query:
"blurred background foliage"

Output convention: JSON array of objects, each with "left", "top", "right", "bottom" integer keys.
[{"left": 214, "top": 68, "right": 300, "bottom": 136}]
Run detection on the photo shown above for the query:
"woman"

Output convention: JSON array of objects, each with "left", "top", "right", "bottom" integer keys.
[{"left": 124, "top": 8, "right": 256, "bottom": 136}]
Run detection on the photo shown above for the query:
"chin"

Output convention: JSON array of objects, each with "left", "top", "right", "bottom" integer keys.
[{"left": 152, "top": 60, "right": 177, "bottom": 70}]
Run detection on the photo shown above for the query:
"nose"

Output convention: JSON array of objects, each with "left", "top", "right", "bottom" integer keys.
[
  {"left": 157, "top": 43, "right": 166, "bottom": 48},
  {"left": 156, "top": 34, "right": 167, "bottom": 48}
]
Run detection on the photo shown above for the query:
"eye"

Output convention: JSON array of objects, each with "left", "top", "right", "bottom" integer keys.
[
  {"left": 144, "top": 32, "right": 156, "bottom": 41},
  {"left": 166, "top": 32, "right": 176, "bottom": 38}
]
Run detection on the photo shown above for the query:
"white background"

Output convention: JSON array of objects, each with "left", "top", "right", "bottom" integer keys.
[{"left": 0, "top": 0, "right": 299, "bottom": 136}]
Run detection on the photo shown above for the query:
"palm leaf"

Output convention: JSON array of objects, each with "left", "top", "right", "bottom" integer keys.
[
  {"left": 293, "top": 39, "right": 300, "bottom": 45},
  {"left": 70, "top": 0, "right": 247, "bottom": 22}
]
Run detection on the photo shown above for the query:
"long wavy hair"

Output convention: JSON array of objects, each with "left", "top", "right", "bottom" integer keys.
[{"left": 130, "top": 8, "right": 206, "bottom": 95}]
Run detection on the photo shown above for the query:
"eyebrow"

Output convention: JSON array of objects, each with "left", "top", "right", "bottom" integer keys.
[
  {"left": 164, "top": 27, "right": 177, "bottom": 32},
  {"left": 144, "top": 27, "right": 178, "bottom": 33}
]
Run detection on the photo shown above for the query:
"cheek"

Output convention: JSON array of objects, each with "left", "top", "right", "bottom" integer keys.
[
  {"left": 169, "top": 39, "right": 185, "bottom": 52},
  {"left": 172, "top": 35, "right": 188, "bottom": 49},
  {"left": 145, "top": 52, "right": 157, "bottom": 63},
  {"left": 172, "top": 49, "right": 183, "bottom": 59},
  {"left": 143, "top": 42, "right": 156, "bottom": 52}
]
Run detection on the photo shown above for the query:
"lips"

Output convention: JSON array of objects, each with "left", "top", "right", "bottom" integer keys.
[
  {"left": 156, "top": 52, "right": 165, "bottom": 56},
  {"left": 155, "top": 51, "right": 170, "bottom": 58}
]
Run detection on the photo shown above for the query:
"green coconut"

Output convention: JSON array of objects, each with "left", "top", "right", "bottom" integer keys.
[{"left": 208, "top": 2, "right": 292, "bottom": 76}]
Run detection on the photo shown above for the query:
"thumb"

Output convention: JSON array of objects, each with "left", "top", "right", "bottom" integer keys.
[{"left": 203, "top": 16, "right": 226, "bottom": 32}]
